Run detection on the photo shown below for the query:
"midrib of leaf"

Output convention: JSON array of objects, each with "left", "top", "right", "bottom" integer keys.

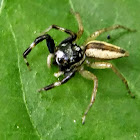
[{"left": 6, "top": 13, "right": 41, "bottom": 139}]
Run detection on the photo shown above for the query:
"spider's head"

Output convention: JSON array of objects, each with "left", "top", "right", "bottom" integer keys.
[{"left": 55, "top": 42, "right": 84, "bottom": 71}]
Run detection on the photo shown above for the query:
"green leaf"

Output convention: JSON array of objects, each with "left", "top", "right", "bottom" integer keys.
[{"left": 0, "top": 0, "right": 140, "bottom": 139}]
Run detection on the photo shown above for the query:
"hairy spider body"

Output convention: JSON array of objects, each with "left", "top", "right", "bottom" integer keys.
[{"left": 23, "top": 11, "right": 135, "bottom": 124}]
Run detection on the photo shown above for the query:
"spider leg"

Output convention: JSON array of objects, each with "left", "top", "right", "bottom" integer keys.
[
  {"left": 41, "top": 11, "right": 84, "bottom": 43},
  {"left": 42, "top": 24, "right": 77, "bottom": 43},
  {"left": 23, "top": 34, "right": 55, "bottom": 69},
  {"left": 38, "top": 71, "right": 75, "bottom": 92},
  {"left": 71, "top": 10, "right": 84, "bottom": 40},
  {"left": 86, "top": 61, "right": 135, "bottom": 98},
  {"left": 85, "top": 24, "right": 136, "bottom": 43},
  {"left": 79, "top": 69, "right": 98, "bottom": 124}
]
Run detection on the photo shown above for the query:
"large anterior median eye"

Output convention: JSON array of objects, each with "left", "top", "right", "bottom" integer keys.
[
  {"left": 55, "top": 50, "right": 68, "bottom": 66},
  {"left": 58, "top": 57, "right": 64, "bottom": 64},
  {"left": 56, "top": 57, "right": 68, "bottom": 66}
]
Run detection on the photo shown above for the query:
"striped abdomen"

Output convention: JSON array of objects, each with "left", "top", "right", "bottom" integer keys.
[{"left": 85, "top": 41, "right": 129, "bottom": 60}]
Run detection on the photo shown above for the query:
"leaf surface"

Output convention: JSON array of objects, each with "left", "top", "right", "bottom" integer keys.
[{"left": 0, "top": 0, "right": 140, "bottom": 139}]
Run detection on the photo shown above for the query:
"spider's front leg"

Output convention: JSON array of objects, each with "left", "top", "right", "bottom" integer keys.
[
  {"left": 23, "top": 34, "right": 55, "bottom": 70},
  {"left": 38, "top": 71, "right": 75, "bottom": 92},
  {"left": 42, "top": 9, "right": 84, "bottom": 42}
]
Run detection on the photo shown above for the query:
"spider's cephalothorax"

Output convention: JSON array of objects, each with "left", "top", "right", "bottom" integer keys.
[
  {"left": 55, "top": 42, "right": 84, "bottom": 72},
  {"left": 23, "top": 11, "right": 135, "bottom": 124}
]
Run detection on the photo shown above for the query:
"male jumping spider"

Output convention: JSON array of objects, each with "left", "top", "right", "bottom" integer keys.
[{"left": 23, "top": 11, "right": 135, "bottom": 124}]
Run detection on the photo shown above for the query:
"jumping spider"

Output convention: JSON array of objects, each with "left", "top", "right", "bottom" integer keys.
[{"left": 23, "top": 11, "right": 135, "bottom": 124}]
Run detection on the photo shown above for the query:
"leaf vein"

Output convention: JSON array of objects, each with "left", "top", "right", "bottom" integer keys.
[{"left": 7, "top": 14, "right": 41, "bottom": 140}]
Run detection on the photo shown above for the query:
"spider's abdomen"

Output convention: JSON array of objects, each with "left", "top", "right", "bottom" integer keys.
[
  {"left": 55, "top": 42, "right": 84, "bottom": 70},
  {"left": 85, "top": 40, "right": 129, "bottom": 60}
]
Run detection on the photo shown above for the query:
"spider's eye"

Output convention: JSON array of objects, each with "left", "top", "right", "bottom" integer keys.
[
  {"left": 57, "top": 57, "right": 68, "bottom": 65},
  {"left": 55, "top": 50, "right": 65, "bottom": 65},
  {"left": 55, "top": 50, "right": 69, "bottom": 66},
  {"left": 58, "top": 58, "right": 64, "bottom": 64}
]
